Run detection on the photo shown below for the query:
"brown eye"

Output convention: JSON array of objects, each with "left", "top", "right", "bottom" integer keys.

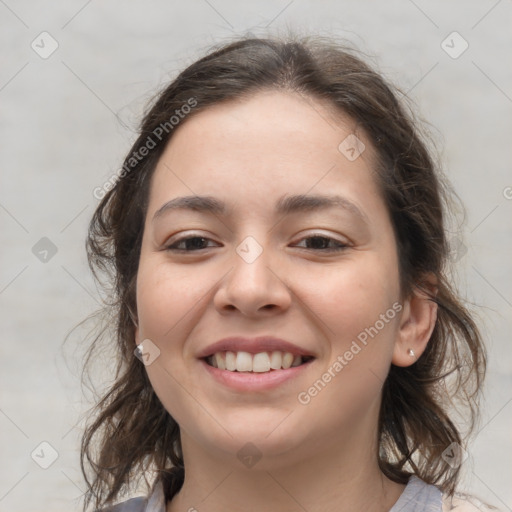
[
  {"left": 166, "top": 236, "right": 219, "bottom": 252},
  {"left": 294, "top": 235, "right": 349, "bottom": 252}
]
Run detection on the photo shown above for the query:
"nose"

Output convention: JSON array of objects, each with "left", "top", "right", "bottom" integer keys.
[{"left": 213, "top": 235, "right": 292, "bottom": 317}]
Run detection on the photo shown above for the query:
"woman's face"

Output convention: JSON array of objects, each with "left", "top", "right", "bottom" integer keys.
[{"left": 135, "top": 90, "right": 404, "bottom": 466}]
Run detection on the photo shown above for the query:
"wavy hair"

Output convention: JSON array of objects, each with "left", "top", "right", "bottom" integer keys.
[{"left": 80, "top": 33, "right": 487, "bottom": 510}]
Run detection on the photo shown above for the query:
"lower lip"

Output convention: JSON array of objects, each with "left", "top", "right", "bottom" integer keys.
[{"left": 200, "top": 358, "right": 315, "bottom": 391}]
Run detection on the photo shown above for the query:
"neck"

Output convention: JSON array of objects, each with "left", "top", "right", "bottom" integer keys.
[{"left": 166, "top": 424, "right": 406, "bottom": 512}]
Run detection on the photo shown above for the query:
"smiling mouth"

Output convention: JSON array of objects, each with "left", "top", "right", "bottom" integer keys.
[{"left": 203, "top": 351, "right": 315, "bottom": 373}]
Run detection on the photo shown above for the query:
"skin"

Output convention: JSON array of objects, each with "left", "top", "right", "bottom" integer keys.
[{"left": 134, "top": 90, "right": 438, "bottom": 512}]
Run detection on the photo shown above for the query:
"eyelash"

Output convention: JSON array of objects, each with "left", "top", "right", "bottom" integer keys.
[{"left": 165, "top": 234, "right": 349, "bottom": 253}]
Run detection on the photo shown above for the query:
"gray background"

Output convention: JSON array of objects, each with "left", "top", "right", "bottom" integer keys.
[{"left": 1, "top": 1, "right": 511, "bottom": 510}]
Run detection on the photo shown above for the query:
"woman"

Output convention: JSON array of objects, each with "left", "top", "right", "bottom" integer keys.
[{"left": 81, "top": 34, "right": 492, "bottom": 511}]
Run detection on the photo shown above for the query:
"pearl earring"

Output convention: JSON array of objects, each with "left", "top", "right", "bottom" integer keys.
[{"left": 408, "top": 349, "right": 415, "bottom": 357}]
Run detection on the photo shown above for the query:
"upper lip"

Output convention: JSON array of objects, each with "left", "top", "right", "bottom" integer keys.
[{"left": 197, "top": 336, "right": 316, "bottom": 359}]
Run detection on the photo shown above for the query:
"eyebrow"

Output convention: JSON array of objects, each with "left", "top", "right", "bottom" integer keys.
[{"left": 152, "top": 193, "right": 368, "bottom": 223}]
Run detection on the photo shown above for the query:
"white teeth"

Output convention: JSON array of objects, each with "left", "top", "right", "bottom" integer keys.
[
  {"left": 214, "top": 352, "right": 226, "bottom": 370},
  {"left": 225, "top": 351, "right": 236, "bottom": 371},
  {"left": 269, "top": 350, "right": 282, "bottom": 370},
  {"left": 236, "top": 351, "right": 253, "bottom": 372},
  {"left": 252, "top": 352, "right": 271, "bottom": 372},
  {"left": 207, "top": 350, "right": 308, "bottom": 372},
  {"left": 282, "top": 352, "right": 294, "bottom": 369}
]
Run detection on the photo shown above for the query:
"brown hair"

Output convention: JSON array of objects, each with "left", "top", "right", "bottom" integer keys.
[{"left": 80, "top": 33, "right": 487, "bottom": 510}]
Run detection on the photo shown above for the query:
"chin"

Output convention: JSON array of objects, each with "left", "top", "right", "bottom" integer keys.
[{"left": 199, "top": 419, "right": 308, "bottom": 464}]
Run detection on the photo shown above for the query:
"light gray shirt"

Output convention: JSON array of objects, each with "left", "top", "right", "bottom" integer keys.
[{"left": 100, "top": 475, "right": 463, "bottom": 512}]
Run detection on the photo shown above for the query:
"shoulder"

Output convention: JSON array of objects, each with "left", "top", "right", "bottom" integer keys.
[
  {"left": 98, "top": 496, "right": 147, "bottom": 512},
  {"left": 96, "top": 479, "right": 166, "bottom": 512},
  {"left": 390, "top": 475, "right": 503, "bottom": 512},
  {"left": 442, "top": 493, "right": 502, "bottom": 512}
]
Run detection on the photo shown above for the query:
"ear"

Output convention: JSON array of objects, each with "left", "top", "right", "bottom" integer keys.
[{"left": 392, "top": 274, "right": 438, "bottom": 367}]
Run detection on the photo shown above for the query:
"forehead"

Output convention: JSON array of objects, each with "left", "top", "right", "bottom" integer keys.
[
  {"left": 146, "top": 90, "right": 382, "bottom": 219},
  {"left": 161, "top": 90, "right": 370, "bottom": 162}
]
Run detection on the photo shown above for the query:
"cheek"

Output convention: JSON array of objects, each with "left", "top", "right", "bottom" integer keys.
[
  {"left": 135, "top": 261, "right": 208, "bottom": 432},
  {"left": 135, "top": 260, "right": 205, "bottom": 341},
  {"left": 306, "top": 253, "right": 400, "bottom": 344},
  {"left": 294, "top": 259, "right": 401, "bottom": 435}
]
